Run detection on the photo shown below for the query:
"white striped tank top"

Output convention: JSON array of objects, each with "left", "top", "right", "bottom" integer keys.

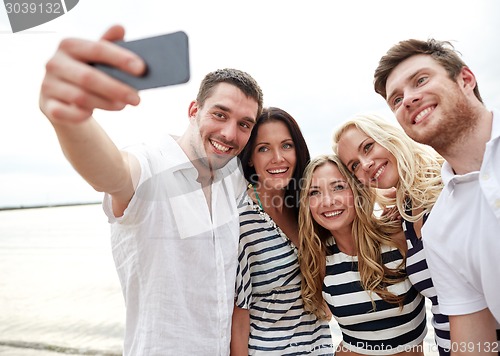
[{"left": 323, "top": 238, "right": 427, "bottom": 355}]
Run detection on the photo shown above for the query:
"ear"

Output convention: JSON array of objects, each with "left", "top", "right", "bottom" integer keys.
[
  {"left": 459, "top": 67, "right": 477, "bottom": 93},
  {"left": 188, "top": 100, "right": 198, "bottom": 120}
]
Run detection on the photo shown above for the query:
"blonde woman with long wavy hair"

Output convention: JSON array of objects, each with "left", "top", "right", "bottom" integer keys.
[
  {"left": 333, "top": 114, "right": 442, "bottom": 223},
  {"left": 298, "top": 154, "right": 426, "bottom": 356},
  {"left": 332, "top": 113, "right": 455, "bottom": 355}
]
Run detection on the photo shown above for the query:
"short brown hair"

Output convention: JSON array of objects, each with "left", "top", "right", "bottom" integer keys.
[
  {"left": 196, "top": 68, "right": 264, "bottom": 118},
  {"left": 374, "top": 39, "right": 482, "bottom": 103}
]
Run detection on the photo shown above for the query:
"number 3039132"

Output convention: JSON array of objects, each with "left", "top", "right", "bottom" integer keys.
[{"left": 5, "top": 2, "right": 62, "bottom": 14}]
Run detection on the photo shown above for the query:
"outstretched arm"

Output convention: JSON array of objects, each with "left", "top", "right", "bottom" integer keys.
[{"left": 39, "top": 25, "right": 146, "bottom": 215}]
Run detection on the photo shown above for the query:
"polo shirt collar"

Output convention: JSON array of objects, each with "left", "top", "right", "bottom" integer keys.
[{"left": 163, "top": 134, "right": 239, "bottom": 181}]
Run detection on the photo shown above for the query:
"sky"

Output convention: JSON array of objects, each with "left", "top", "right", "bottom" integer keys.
[{"left": 1, "top": 0, "right": 500, "bottom": 209}]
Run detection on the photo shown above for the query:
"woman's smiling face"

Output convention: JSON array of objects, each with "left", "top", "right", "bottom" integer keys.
[
  {"left": 307, "top": 162, "right": 356, "bottom": 234},
  {"left": 250, "top": 120, "right": 296, "bottom": 191},
  {"left": 336, "top": 126, "right": 399, "bottom": 189}
]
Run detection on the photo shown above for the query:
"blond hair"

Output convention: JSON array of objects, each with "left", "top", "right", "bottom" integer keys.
[
  {"left": 298, "top": 154, "right": 406, "bottom": 320},
  {"left": 332, "top": 114, "right": 443, "bottom": 222}
]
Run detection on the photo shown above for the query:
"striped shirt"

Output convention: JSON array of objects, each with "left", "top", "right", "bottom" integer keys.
[
  {"left": 403, "top": 201, "right": 451, "bottom": 356},
  {"left": 404, "top": 202, "right": 500, "bottom": 355},
  {"left": 323, "top": 238, "right": 427, "bottom": 355},
  {"left": 236, "top": 195, "right": 334, "bottom": 355}
]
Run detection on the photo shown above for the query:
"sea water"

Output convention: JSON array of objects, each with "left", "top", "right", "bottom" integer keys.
[{"left": 0, "top": 204, "right": 123, "bottom": 355}]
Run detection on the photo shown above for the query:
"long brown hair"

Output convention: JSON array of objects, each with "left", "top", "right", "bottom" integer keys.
[{"left": 238, "top": 107, "right": 310, "bottom": 218}]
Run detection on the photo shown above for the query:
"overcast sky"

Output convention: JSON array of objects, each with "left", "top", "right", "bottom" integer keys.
[{"left": 1, "top": 0, "right": 499, "bottom": 208}]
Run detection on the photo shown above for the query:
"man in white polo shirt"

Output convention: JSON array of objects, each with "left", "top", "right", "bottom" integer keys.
[{"left": 374, "top": 38, "right": 500, "bottom": 354}]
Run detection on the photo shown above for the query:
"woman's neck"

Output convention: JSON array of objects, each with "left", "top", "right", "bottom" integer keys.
[
  {"left": 251, "top": 184, "right": 300, "bottom": 246},
  {"left": 330, "top": 226, "right": 356, "bottom": 256},
  {"left": 253, "top": 185, "right": 287, "bottom": 214}
]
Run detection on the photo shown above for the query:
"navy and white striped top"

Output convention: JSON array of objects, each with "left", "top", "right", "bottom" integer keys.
[
  {"left": 403, "top": 203, "right": 451, "bottom": 356},
  {"left": 404, "top": 202, "right": 500, "bottom": 355},
  {"left": 323, "top": 238, "right": 427, "bottom": 355},
  {"left": 236, "top": 195, "right": 334, "bottom": 355}
]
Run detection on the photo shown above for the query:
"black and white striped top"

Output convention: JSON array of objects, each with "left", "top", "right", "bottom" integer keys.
[
  {"left": 404, "top": 203, "right": 500, "bottom": 355},
  {"left": 236, "top": 195, "right": 334, "bottom": 355},
  {"left": 403, "top": 203, "right": 451, "bottom": 356},
  {"left": 323, "top": 238, "right": 427, "bottom": 355}
]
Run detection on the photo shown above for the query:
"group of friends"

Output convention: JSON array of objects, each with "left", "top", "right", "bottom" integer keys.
[{"left": 39, "top": 25, "right": 499, "bottom": 355}]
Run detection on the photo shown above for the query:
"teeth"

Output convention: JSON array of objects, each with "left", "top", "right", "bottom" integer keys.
[
  {"left": 324, "top": 211, "right": 342, "bottom": 217},
  {"left": 268, "top": 168, "right": 287, "bottom": 174},
  {"left": 372, "top": 165, "right": 385, "bottom": 181},
  {"left": 415, "top": 107, "right": 433, "bottom": 123},
  {"left": 211, "top": 140, "right": 230, "bottom": 152}
]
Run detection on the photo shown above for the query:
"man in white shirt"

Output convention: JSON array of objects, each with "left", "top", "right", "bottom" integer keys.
[
  {"left": 39, "top": 25, "right": 263, "bottom": 355},
  {"left": 374, "top": 39, "right": 500, "bottom": 355}
]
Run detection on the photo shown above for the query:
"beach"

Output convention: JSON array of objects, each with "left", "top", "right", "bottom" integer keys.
[
  {"left": 0, "top": 204, "right": 123, "bottom": 355},
  {"left": 0, "top": 204, "right": 438, "bottom": 355}
]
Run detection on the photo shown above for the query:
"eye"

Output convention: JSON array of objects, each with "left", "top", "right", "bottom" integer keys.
[
  {"left": 416, "top": 76, "right": 428, "bottom": 86},
  {"left": 283, "top": 142, "right": 294, "bottom": 149},
  {"left": 257, "top": 146, "right": 269, "bottom": 153},
  {"left": 363, "top": 142, "right": 373, "bottom": 153},
  {"left": 240, "top": 120, "right": 254, "bottom": 130},
  {"left": 351, "top": 161, "right": 359, "bottom": 172},
  {"left": 213, "top": 112, "right": 226, "bottom": 120},
  {"left": 333, "top": 184, "right": 346, "bottom": 192},
  {"left": 309, "top": 189, "right": 320, "bottom": 197},
  {"left": 393, "top": 96, "right": 403, "bottom": 108}
]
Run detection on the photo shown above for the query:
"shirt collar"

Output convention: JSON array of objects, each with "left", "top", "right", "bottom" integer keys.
[
  {"left": 162, "top": 134, "right": 240, "bottom": 181},
  {"left": 161, "top": 134, "right": 194, "bottom": 173},
  {"left": 440, "top": 161, "right": 455, "bottom": 185},
  {"left": 490, "top": 109, "right": 500, "bottom": 142}
]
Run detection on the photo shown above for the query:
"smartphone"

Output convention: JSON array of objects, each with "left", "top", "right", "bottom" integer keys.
[{"left": 93, "top": 31, "right": 190, "bottom": 90}]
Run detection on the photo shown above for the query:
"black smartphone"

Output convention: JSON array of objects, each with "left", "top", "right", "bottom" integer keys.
[{"left": 93, "top": 31, "right": 190, "bottom": 90}]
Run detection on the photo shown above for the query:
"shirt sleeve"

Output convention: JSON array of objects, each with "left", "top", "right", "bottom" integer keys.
[
  {"left": 102, "top": 144, "right": 152, "bottom": 224},
  {"left": 423, "top": 238, "right": 488, "bottom": 316},
  {"left": 235, "top": 198, "right": 253, "bottom": 309}
]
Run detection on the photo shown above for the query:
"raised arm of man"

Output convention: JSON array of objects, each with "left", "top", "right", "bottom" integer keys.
[{"left": 39, "top": 25, "right": 146, "bottom": 216}]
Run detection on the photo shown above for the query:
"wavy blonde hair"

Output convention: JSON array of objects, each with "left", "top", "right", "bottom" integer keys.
[
  {"left": 332, "top": 114, "right": 443, "bottom": 222},
  {"left": 298, "top": 154, "right": 406, "bottom": 320}
]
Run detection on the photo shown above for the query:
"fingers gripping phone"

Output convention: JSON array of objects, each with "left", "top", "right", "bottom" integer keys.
[{"left": 93, "top": 31, "right": 190, "bottom": 90}]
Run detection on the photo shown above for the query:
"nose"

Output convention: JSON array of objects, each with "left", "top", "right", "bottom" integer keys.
[
  {"left": 403, "top": 89, "right": 421, "bottom": 108},
  {"left": 321, "top": 191, "right": 337, "bottom": 207},
  {"left": 271, "top": 149, "right": 284, "bottom": 163},
  {"left": 220, "top": 121, "right": 238, "bottom": 142},
  {"left": 360, "top": 157, "right": 374, "bottom": 172}
]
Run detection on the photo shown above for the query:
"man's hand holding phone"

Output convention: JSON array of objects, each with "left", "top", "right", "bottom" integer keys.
[
  {"left": 93, "top": 31, "right": 190, "bottom": 91},
  {"left": 40, "top": 25, "right": 190, "bottom": 125}
]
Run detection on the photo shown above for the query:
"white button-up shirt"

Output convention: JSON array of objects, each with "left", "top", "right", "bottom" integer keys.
[
  {"left": 423, "top": 109, "right": 500, "bottom": 325},
  {"left": 103, "top": 135, "right": 246, "bottom": 355}
]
